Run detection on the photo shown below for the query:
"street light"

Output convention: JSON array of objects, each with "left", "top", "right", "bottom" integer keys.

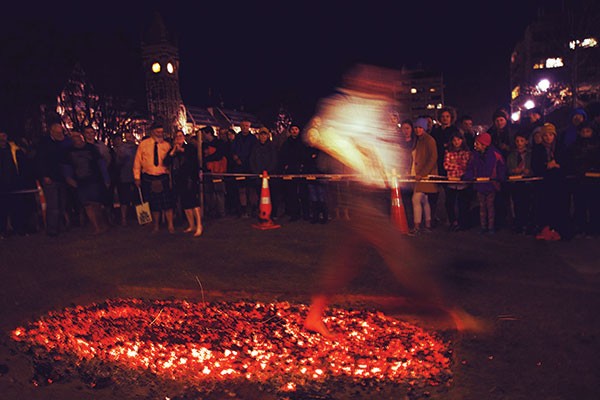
[
  {"left": 537, "top": 79, "right": 550, "bottom": 92},
  {"left": 524, "top": 100, "right": 535, "bottom": 110},
  {"left": 511, "top": 111, "right": 521, "bottom": 122}
]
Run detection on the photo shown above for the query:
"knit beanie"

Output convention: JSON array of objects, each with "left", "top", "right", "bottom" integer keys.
[
  {"left": 475, "top": 132, "right": 492, "bottom": 147},
  {"left": 542, "top": 122, "right": 557, "bottom": 136},
  {"left": 414, "top": 118, "right": 428, "bottom": 131}
]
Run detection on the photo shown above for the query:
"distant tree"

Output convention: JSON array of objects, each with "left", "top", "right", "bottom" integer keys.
[
  {"left": 275, "top": 105, "right": 292, "bottom": 135},
  {"left": 55, "top": 63, "right": 148, "bottom": 144}
]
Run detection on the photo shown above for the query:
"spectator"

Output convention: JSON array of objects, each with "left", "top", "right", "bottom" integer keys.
[
  {"left": 36, "top": 121, "right": 73, "bottom": 236},
  {"left": 487, "top": 107, "right": 513, "bottom": 228},
  {"left": 457, "top": 114, "right": 476, "bottom": 149},
  {"left": 532, "top": 123, "right": 569, "bottom": 241},
  {"left": 506, "top": 132, "right": 533, "bottom": 234},
  {"left": 410, "top": 117, "right": 438, "bottom": 234},
  {"left": 220, "top": 127, "right": 238, "bottom": 216},
  {"left": 168, "top": 130, "right": 202, "bottom": 236},
  {"left": 279, "top": 124, "right": 309, "bottom": 221},
  {"left": 114, "top": 131, "right": 138, "bottom": 226},
  {"left": 443, "top": 131, "right": 471, "bottom": 231},
  {"left": 304, "top": 118, "right": 329, "bottom": 224},
  {"left": 202, "top": 126, "right": 227, "bottom": 220},
  {"left": 567, "top": 122, "right": 600, "bottom": 237},
  {"left": 398, "top": 119, "right": 415, "bottom": 228},
  {"left": 62, "top": 131, "right": 110, "bottom": 235},
  {"left": 464, "top": 132, "right": 506, "bottom": 234},
  {"left": 231, "top": 120, "right": 258, "bottom": 218},
  {"left": 133, "top": 122, "right": 175, "bottom": 233},
  {"left": 561, "top": 108, "right": 587, "bottom": 150},
  {"left": 430, "top": 107, "right": 459, "bottom": 226}
]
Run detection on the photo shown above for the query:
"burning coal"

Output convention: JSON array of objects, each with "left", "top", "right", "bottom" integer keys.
[{"left": 11, "top": 299, "right": 452, "bottom": 396}]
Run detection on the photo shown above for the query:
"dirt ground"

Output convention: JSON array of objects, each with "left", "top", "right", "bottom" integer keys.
[{"left": 1, "top": 215, "right": 599, "bottom": 399}]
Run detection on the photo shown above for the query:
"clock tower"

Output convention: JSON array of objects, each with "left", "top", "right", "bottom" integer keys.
[{"left": 141, "top": 13, "right": 185, "bottom": 136}]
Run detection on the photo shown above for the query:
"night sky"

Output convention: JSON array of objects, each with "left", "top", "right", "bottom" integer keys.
[{"left": 0, "top": 0, "right": 569, "bottom": 131}]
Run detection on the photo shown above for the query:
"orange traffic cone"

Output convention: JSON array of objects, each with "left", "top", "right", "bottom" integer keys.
[
  {"left": 391, "top": 174, "right": 409, "bottom": 234},
  {"left": 252, "top": 171, "right": 281, "bottom": 230}
]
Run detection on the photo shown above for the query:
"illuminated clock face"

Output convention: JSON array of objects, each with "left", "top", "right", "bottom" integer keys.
[
  {"left": 152, "top": 62, "right": 161, "bottom": 73},
  {"left": 167, "top": 62, "right": 174, "bottom": 74}
]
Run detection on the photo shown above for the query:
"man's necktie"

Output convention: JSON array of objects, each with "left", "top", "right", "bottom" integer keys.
[{"left": 153, "top": 141, "right": 159, "bottom": 166}]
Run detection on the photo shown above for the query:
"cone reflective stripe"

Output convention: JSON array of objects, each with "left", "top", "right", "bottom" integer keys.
[
  {"left": 391, "top": 174, "right": 409, "bottom": 234},
  {"left": 258, "top": 174, "right": 272, "bottom": 220},
  {"left": 252, "top": 171, "right": 281, "bottom": 230}
]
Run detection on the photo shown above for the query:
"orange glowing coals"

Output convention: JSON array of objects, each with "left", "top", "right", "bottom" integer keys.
[{"left": 12, "top": 299, "right": 452, "bottom": 392}]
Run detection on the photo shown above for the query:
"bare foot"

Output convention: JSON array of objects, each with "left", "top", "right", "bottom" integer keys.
[
  {"left": 183, "top": 226, "right": 194, "bottom": 233},
  {"left": 193, "top": 226, "right": 203, "bottom": 237},
  {"left": 303, "top": 317, "right": 338, "bottom": 340},
  {"left": 168, "top": 226, "right": 175, "bottom": 234},
  {"left": 449, "top": 309, "right": 492, "bottom": 333}
]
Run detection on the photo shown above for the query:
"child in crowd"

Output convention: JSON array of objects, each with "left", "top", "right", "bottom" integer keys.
[
  {"left": 443, "top": 131, "right": 471, "bottom": 231},
  {"left": 506, "top": 132, "right": 533, "bottom": 234},
  {"left": 464, "top": 132, "right": 506, "bottom": 234},
  {"left": 532, "top": 123, "right": 568, "bottom": 241}
]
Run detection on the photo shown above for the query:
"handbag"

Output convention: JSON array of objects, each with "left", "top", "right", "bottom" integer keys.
[{"left": 135, "top": 186, "right": 153, "bottom": 225}]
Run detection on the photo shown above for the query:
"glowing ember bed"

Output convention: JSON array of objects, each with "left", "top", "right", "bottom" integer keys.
[{"left": 12, "top": 299, "right": 452, "bottom": 397}]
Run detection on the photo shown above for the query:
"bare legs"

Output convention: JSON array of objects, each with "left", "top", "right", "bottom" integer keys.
[
  {"left": 183, "top": 209, "right": 195, "bottom": 232},
  {"left": 193, "top": 207, "right": 203, "bottom": 236},
  {"left": 151, "top": 209, "right": 175, "bottom": 233}
]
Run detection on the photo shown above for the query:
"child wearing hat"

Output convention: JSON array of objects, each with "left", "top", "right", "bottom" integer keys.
[
  {"left": 463, "top": 132, "right": 506, "bottom": 234},
  {"left": 531, "top": 122, "right": 568, "bottom": 240}
]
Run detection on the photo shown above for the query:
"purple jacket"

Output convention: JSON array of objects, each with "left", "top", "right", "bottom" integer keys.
[{"left": 464, "top": 145, "right": 505, "bottom": 193}]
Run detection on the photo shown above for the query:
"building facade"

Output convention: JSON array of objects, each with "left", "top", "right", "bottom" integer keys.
[
  {"left": 510, "top": 7, "right": 600, "bottom": 121},
  {"left": 141, "top": 13, "right": 185, "bottom": 136},
  {"left": 396, "top": 68, "right": 445, "bottom": 120}
]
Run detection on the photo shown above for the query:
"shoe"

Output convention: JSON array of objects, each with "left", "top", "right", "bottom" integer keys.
[
  {"left": 536, "top": 226, "right": 551, "bottom": 240},
  {"left": 547, "top": 229, "right": 561, "bottom": 241},
  {"left": 409, "top": 228, "right": 420, "bottom": 236}
]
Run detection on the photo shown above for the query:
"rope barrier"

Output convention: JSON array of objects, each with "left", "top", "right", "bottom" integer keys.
[
  {"left": 198, "top": 172, "right": 599, "bottom": 185},
  {"left": 3, "top": 172, "right": 598, "bottom": 195}
]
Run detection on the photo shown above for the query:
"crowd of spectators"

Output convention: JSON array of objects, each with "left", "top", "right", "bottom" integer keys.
[{"left": 1, "top": 102, "right": 599, "bottom": 241}]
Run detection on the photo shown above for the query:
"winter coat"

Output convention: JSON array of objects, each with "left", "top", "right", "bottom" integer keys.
[
  {"left": 412, "top": 133, "right": 438, "bottom": 193},
  {"left": 464, "top": 145, "right": 506, "bottom": 193}
]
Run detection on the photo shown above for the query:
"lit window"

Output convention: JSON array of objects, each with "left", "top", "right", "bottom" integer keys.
[
  {"left": 167, "top": 62, "right": 174, "bottom": 74},
  {"left": 533, "top": 62, "right": 544, "bottom": 69},
  {"left": 569, "top": 37, "right": 598, "bottom": 50},
  {"left": 545, "top": 57, "right": 563, "bottom": 68},
  {"left": 524, "top": 100, "right": 535, "bottom": 110},
  {"left": 426, "top": 104, "right": 435, "bottom": 110},
  {"left": 511, "top": 111, "right": 521, "bottom": 122},
  {"left": 410, "top": 88, "right": 417, "bottom": 94},
  {"left": 569, "top": 40, "right": 579, "bottom": 50},
  {"left": 511, "top": 86, "right": 520, "bottom": 100},
  {"left": 581, "top": 37, "right": 598, "bottom": 48},
  {"left": 429, "top": 88, "right": 436, "bottom": 93},
  {"left": 436, "top": 103, "right": 442, "bottom": 109},
  {"left": 152, "top": 62, "right": 161, "bottom": 73}
]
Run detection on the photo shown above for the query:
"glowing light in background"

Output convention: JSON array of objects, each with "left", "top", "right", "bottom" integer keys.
[
  {"left": 536, "top": 79, "right": 551, "bottom": 92},
  {"left": 11, "top": 299, "right": 451, "bottom": 395},
  {"left": 524, "top": 100, "right": 536, "bottom": 110},
  {"left": 511, "top": 111, "right": 521, "bottom": 122}
]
